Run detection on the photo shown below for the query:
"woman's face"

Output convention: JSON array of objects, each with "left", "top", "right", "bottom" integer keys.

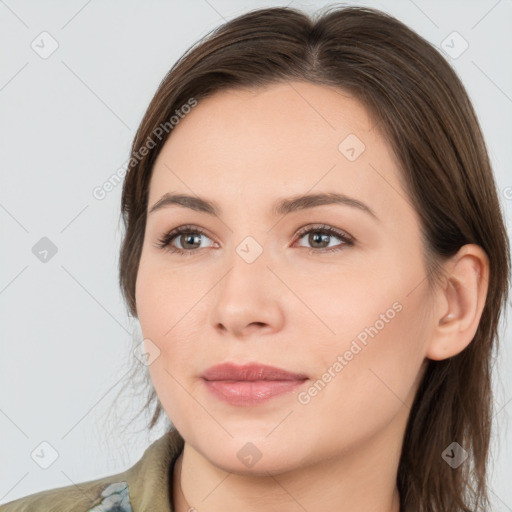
[{"left": 135, "top": 81, "right": 434, "bottom": 474}]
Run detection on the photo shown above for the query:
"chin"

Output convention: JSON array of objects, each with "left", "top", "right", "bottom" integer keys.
[{"left": 195, "top": 436, "right": 306, "bottom": 476}]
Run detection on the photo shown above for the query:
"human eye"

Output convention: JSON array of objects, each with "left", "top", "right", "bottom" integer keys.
[
  {"left": 154, "top": 223, "right": 354, "bottom": 257},
  {"left": 153, "top": 224, "right": 217, "bottom": 256},
  {"left": 293, "top": 224, "right": 354, "bottom": 254}
]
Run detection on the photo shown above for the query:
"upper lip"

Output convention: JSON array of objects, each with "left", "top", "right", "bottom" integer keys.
[{"left": 201, "top": 362, "right": 308, "bottom": 381}]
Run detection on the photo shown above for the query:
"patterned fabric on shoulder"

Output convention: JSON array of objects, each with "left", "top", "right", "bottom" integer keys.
[{"left": 86, "top": 481, "right": 133, "bottom": 512}]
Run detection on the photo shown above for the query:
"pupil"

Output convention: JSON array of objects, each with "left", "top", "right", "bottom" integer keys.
[
  {"left": 183, "top": 234, "right": 200, "bottom": 249},
  {"left": 311, "top": 232, "right": 328, "bottom": 248}
]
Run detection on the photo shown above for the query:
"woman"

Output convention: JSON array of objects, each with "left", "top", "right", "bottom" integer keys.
[{"left": 1, "top": 4, "right": 508, "bottom": 512}]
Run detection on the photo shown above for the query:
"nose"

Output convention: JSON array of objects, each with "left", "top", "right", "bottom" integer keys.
[{"left": 208, "top": 244, "right": 285, "bottom": 339}]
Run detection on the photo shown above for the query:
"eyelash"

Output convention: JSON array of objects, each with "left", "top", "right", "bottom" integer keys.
[{"left": 154, "top": 223, "right": 354, "bottom": 256}]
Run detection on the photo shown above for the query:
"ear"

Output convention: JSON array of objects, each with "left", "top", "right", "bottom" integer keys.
[{"left": 426, "top": 244, "right": 490, "bottom": 361}]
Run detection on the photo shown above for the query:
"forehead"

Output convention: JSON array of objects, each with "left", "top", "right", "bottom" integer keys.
[
  {"left": 148, "top": 81, "right": 405, "bottom": 218},
  {"left": 163, "top": 82, "right": 376, "bottom": 154}
]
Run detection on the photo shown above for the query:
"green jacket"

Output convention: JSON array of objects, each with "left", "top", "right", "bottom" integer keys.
[{"left": 0, "top": 430, "right": 184, "bottom": 511}]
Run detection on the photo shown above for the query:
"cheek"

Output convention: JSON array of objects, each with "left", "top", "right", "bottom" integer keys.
[
  {"left": 295, "top": 248, "right": 429, "bottom": 403},
  {"left": 296, "top": 299, "right": 427, "bottom": 450},
  {"left": 306, "top": 273, "right": 430, "bottom": 418},
  {"left": 135, "top": 253, "right": 195, "bottom": 337},
  {"left": 136, "top": 257, "right": 206, "bottom": 428},
  {"left": 135, "top": 255, "right": 210, "bottom": 379},
  {"left": 284, "top": 254, "right": 403, "bottom": 353}
]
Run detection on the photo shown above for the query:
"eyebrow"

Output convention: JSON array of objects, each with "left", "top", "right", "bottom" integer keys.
[{"left": 148, "top": 192, "right": 378, "bottom": 220}]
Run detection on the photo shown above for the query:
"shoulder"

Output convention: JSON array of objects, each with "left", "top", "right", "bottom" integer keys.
[
  {"left": 0, "top": 474, "right": 133, "bottom": 512},
  {"left": 0, "top": 429, "right": 184, "bottom": 512}
]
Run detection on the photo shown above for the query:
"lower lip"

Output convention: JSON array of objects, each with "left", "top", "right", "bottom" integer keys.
[{"left": 203, "top": 379, "right": 307, "bottom": 406}]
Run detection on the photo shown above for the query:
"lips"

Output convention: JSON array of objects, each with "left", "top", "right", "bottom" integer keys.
[
  {"left": 201, "top": 362, "right": 308, "bottom": 381},
  {"left": 201, "top": 362, "right": 309, "bottom": 406}
]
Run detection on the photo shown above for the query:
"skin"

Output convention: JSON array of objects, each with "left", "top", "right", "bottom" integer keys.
[{"left": 135, "top": 81, "right": 489, "bottom": 512}]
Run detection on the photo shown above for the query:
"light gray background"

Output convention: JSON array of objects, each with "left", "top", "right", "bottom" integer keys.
[{"left": 1, "top": 0, "right": 511, "bottom": 508}]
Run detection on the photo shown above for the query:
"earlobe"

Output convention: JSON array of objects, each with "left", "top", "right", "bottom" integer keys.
[{"left": 426, "top": 244, "right": 489, "bottom": 361}]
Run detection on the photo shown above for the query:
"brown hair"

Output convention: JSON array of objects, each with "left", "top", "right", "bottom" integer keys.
[{"left": 116, "top": 5, "right": 510, "bottom": 511}]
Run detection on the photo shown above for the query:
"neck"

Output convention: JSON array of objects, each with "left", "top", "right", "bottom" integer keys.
[{"left": 171, "top": 420, "right": 405, "bottom": 512}]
